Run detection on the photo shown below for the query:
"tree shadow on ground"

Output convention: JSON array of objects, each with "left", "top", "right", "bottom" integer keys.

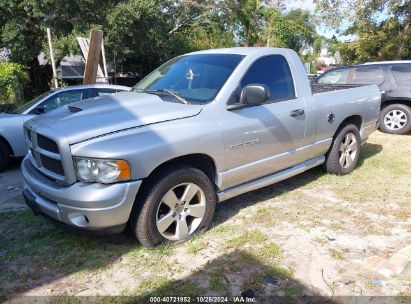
[{"left": 114, "top": 250, "right": 338, "bottom": 303}]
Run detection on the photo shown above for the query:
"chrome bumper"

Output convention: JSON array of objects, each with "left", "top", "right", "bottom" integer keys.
[{"left": 21, "top": 156, "right": 141, "bottom": 230}]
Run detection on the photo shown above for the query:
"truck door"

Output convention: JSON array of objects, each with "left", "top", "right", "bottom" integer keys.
[{"left": 221, "top": 55, "right": 307, "bottom": 189}]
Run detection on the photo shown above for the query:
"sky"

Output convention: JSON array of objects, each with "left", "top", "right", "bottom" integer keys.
[
  {"left": 285, "top": 0, "right": 394, "bottom": 42},
  {"left": 285, "top": 0, "right": 338, "bottom": 39}
]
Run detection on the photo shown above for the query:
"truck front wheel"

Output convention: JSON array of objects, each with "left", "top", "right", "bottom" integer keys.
[
  {"left": 324, "top": 124, "right": 361, "bottom": 175},
  {"left": 379, "top": 104, "right": 411, "bottom": 135},
  {"left": 130, "top": 166, "right": 217, "bottom": 247}
]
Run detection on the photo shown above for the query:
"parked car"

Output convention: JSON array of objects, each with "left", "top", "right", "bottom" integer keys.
[
  {"left": 307, "top": 74, "right": 318, "bottom": 82},
  {"left": 315, "top": 61, "right": 411, "bottom": 134},
  {"left": 21, "top": 48, "right": 380, "bottom": 247},
  {"left": 0, "top": 84, "right": 131, "bottom": 171}
]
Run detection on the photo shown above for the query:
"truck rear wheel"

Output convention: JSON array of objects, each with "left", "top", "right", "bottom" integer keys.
[
  {"left": 0, "top": 140, "right": 11, "bottom": 172},
  {"left": 324, "top": 124, "right": 361, "bottom": 175},
  {"left": 379, "top": 104, "right": 411, "bottom": 135},
  {"left": 130, "top": 166, "right": 217, "bottom": 247}
]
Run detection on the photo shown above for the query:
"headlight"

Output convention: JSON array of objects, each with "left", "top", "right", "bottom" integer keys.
[{"left": 74, "top": 157, "right": 131, "bottom": 183}]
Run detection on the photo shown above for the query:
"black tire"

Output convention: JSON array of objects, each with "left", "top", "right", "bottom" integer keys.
[
  {"left": 0, "top": 140, "right": 11, "bottom": 172},
  {"left": 324, "top": 124, "right": 361, "bottom": 175},
  {"left": 379, "top": 104, "right": 411, "bottom": 135},
  {"left": 130, "top": 166, "right": 217, "bottom": 247}
]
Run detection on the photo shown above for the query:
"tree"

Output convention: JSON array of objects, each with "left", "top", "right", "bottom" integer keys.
[
  {"left": 0, "top": 0, "right": 119, "bottom": 95},
  {"left": 315, "top": 0, "right": 411, "bottom": 63}
]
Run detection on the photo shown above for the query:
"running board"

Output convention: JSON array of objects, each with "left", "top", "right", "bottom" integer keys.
[{"left": 217, "top": 156, "right": 325, "bottom": 202}]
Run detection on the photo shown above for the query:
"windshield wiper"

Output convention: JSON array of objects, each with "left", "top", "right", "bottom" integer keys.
[{"left": 145, "top": 89, "right": 189, "bottom": 105}]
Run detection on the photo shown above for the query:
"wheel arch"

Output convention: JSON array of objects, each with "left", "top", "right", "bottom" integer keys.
[
  {"left": 0, "top": 134, "right": 14, "bottom": 156},
  {"left": 136, "top": 153, "right": 218, "bottom": 202},
  {"left": 128, "top": 153, "right": 218, "bottom": 227},
  {"left": 148, "top": 153, "right": 217, "bottom": 184},
  {"left": 381, "top": 99, "right": 411, "bottom": 109},
  {"left": 337, "top": 115, "right": 363, "bottom": 135}
]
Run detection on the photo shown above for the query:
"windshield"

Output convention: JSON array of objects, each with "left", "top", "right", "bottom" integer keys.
[
  {"left": 12, "top": 90, "right": 54, "bottom": 114},
  {"left": 135, "top": 54, "right": 244, "bottom": 104}
]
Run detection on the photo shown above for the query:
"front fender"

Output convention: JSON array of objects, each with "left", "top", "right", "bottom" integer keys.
[{"left": 70, "top": 116, "right": 225, "bottom": 181}]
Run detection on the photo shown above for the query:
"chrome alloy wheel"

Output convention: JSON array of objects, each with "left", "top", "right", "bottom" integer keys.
[
  {"left": 339, "top": 132, "right": 358, "bottom": 169},
  {"left": 156, "top": 183, "right": 206, "bottom": 241},
  {"left": 384, "top": 109, "right": 408, "bottom": 131}
]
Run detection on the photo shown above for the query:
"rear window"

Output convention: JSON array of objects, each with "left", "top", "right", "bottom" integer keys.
[
  {"left": 317, "top": 69, "right": 348, "bottom": 84},
  {"left": 352, "top": 67, "right": 384, "bottom": 85},
  {"left": 392, "top": 65, "right": 411, "bottom": 86}
]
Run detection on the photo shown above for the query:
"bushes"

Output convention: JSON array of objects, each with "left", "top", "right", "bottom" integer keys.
[{"left": 0, "top": 62, "right": 29, "bottom": 104}]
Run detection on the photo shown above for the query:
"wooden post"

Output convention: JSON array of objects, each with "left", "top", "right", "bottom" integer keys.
[
  {"left": 83, "top": 29, "right": 103, "bottom": 85},
  {"left": 47, "top": 28, "right": 59, "bottom": 88}
]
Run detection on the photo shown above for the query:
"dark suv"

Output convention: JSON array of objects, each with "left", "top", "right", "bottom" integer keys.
[{"left": 315, "top": 62, "right": 411, "bottom": 134}]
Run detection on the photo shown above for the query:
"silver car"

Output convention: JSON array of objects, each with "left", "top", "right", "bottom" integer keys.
[{"left": 0, "top": 84, "right": 130, "bottom": 170}]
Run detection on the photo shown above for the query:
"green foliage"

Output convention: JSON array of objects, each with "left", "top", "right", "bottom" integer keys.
[
  {"left": 315, "top": 0, "right": 411, "bottom": 63},
  {"left": 0, "top": 62, "right": 28, "bottom": 104},
  {"left": 0, "top": 0, "right": 319, "bottom": 94}
]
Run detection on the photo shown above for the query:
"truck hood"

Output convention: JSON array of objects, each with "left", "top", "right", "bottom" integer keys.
[{"left": 26, "top": 91, "right": 202, "bottom": 144}]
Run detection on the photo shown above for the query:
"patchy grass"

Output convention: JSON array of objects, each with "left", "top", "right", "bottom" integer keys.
[
  {"left": 1, "top": 132, "right": 410, "bottom": 300},
  {"left": 225, "top": 229, "right": 267, "bottom": 248},
  {"left": 283, "top": 286, "right": 302, "bottom": 297},
  {"left": 209, "top": 271, "right": 228, "bottom": 292},
  {"left": 254, "top": 242, "right": 283, "bottom": 261},
  {"left": 186, "top": 235, "right": 206, "bottom": 254},
  {"left": 329, "top": 248, "right": 346, "bottom": 260},
  {"left": 316, "top": 133, "right": 411, "bottom": 204}
]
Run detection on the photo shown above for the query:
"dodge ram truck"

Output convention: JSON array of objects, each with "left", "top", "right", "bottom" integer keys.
[{"left": 21, "top": 48, "right": 381, "bottom": 247}]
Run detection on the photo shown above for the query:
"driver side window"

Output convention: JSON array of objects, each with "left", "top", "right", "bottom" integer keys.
[
  {"left": 240, "top": 55, "right": 295, "bottom": 103},
  {"left": 37, "top": 90, "right": 86, "bottom": 113}
]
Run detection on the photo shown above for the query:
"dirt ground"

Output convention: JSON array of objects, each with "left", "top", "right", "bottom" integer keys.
[
  {"left": 0, "top": 159, "right": 25, "bottom": 213},
  {"left": 0, "top": 131, "right": 410, "bottom": 303}
]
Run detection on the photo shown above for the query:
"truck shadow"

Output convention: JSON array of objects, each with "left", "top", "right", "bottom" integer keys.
[{"left": 213, "top": 142, "right": 383, "bottom": 228}]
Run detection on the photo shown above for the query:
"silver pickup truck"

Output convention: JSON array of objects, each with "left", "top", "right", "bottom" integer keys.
[{"left": 21, "top": 48, "right": 381, "bottom": 247}]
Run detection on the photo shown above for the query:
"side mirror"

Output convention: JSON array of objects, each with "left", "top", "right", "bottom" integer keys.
[
  {"left": 240, "top": 84, "right": 269, "bottom": 106},
  {"left": 33, "top": 107, "right": 45, "bottom": 115},
  {"left": 226, "top": 84, "right": 270, "bottom": 110}
]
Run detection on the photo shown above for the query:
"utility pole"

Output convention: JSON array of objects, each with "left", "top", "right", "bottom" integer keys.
[
  {"left": 83, "top": 29, "right": 103, "bottom": 85},
  {"left": 47, "top": 28, "right": 58, "bottom": 88},
  {"left": 101, "top": 39, "right": 108, "bottom": 81}
]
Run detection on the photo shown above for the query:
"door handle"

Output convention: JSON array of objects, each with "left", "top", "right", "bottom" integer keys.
[{"left": 290, "top": 109, "right": 305, "bottom": 117}]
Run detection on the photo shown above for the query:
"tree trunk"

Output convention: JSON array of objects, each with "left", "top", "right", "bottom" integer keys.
[
  {"left": 27, "top": 57, "right": 52, "bottom": 99},
  {"left": 396, "top": 11, "right": 411, "bottom": 59}
]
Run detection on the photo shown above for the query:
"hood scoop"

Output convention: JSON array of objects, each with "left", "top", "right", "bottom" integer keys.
[{"left": 67, "top": 105, "right": 82, "bottom": 113}]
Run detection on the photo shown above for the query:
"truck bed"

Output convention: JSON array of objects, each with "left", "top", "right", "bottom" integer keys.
[{"left": 310, "top": 83, "right": 364, "bottom": 94}]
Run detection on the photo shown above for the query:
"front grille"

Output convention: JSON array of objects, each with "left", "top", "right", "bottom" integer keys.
[
  {"left": 40, "top": 155, "right": 65, "bottom": 176},
  {"left": 37, "top": 134, "right": 59, "bottom": 153},
  {"left": 25, "top": 129, "right": 68, "bottom": 182}
]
